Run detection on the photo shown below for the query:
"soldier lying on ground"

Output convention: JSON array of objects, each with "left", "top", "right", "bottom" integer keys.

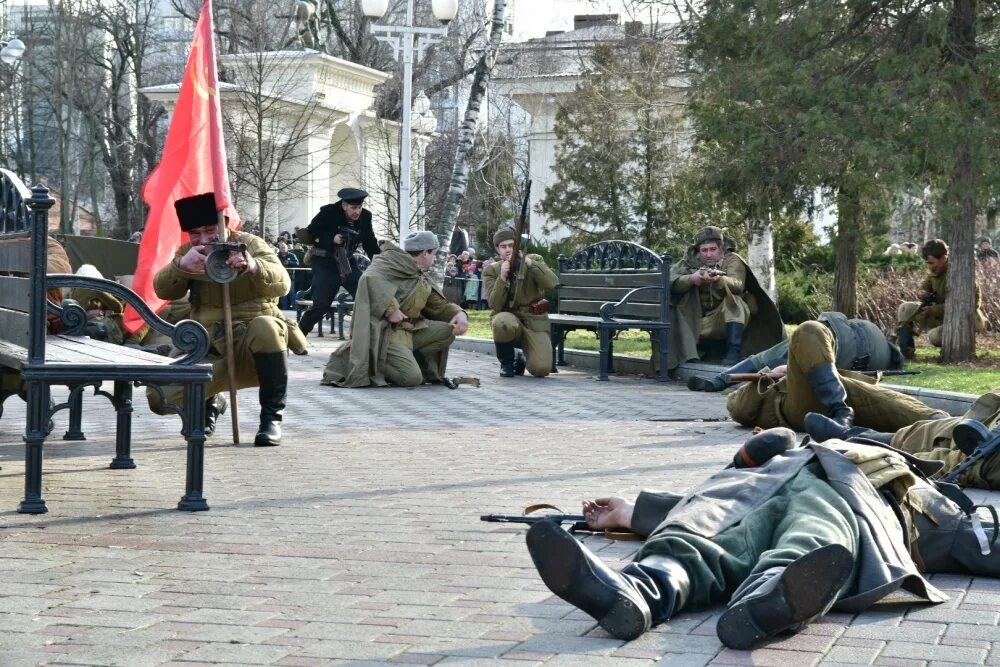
[
  {"left": 688, "top": 311, "right": 905, "bottom": 393},
  {"left": 725, "top": 320, "right": 946, "bottom": 433},
  {"left": 526, "top": 428, "right": 999, "bottom": 650},
  {"left": 806, "top": 389, "right": 1000, "bottom": 489}
]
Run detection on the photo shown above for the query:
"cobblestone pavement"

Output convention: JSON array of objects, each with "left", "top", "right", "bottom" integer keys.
[{"left": 0, "top": 336, "right": 997, "bottom": 666}]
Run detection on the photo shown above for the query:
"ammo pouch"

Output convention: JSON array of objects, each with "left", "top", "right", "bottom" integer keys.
[{"left": 528, "top": 298, "right": 549, "bottom": 315}]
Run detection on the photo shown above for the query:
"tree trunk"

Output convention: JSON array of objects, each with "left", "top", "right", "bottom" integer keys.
[
  {"left": 940, "top": 0, "right": 978, "bottom": 363},
  {"left": 832, "top": 186, "right": 860, "bottom": 317},
  {"left": 431, "top": 0, "right": 507, "bottom": 273},
  {"left": 746, "top": 210, "right": 776, "bottom": 302}
]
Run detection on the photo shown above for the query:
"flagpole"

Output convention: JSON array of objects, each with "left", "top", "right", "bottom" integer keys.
[{"left": 218, "top": 210, "right": 240, "bottom": 444}]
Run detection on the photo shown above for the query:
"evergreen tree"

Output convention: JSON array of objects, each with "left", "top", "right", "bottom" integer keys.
[{"left": 540, "top": 38, "right": 695, "bottom": 249}]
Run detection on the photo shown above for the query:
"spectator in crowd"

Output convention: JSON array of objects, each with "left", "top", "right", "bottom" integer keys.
[{"left": 276, "top": 241, "right": 299, "bottom": 309}]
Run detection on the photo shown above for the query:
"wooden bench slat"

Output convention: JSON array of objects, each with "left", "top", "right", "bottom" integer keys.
[
  {"left": 46, "top": 336, "right": 178, "bottom": 366},
  {"left": 0, "top": 275, "right": 30, "bottom": 312},
  {"left": 556, "top": 299, "right": 663, "bottom": 319},
  {"left": 558, "top": 273, "right": 663, "bottom": 288},
  {"left": 557, "top": 285, "right": 663, "bottom": 303},
  {"left": 0, "top": 234, "right": 32, "bottom": 274},
  {"left": 0, "top": 307, "right": 29, "bottom": 348}
]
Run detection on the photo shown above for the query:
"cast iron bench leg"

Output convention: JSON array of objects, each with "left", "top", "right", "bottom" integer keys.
[
  {"left": 18, "top": 381, "right": 49, "bottom": 514},
  {"left": 110, "top": 381, "right": 136, "bottom": 469},
  {"left": 178, "top": 382, "right": 209, "bottom": 511},
  {"left": 63, "top": 385, "right": 86, "bottom": 441},
  {"left": 598, "top": 327, "right": 611, "bottom": 381},
  {"left": 657, "top": 329, "right": 669, "bottom": 381}
]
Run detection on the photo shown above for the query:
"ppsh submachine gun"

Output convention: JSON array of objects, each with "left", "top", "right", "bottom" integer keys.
[{"left": 203, "top": 241, "right": 249, "bottom": 284}]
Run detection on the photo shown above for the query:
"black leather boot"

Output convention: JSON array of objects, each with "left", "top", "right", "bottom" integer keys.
[
  {"left": 253, "top": 352, "right": 287, "bottom": 446},
  {"left": 526, "top": 520, "right": 688, "bottom": 640},
  {"left": 513, "top": 350, "right": 526, "bottom": 376},
  {"left": 716, "top": 544, "right": 854, "bottom": 650},
  {"left": 204, "top": 393, "right": 228, "bottom": 438},
  {"left": 806, "top": 363, "right": 854, "bottom": 430},
  {"left": 721, "top": 323, "right": 745, "bottom": 366},
  {"left": 896, "top": 326, "right": 916, "bottom": 361},
  {"left": 496, "top": 342, "right": 515, "bottom": 378},
  {"left": 687, "top": 356, "right": 760, "bottom": 392}
]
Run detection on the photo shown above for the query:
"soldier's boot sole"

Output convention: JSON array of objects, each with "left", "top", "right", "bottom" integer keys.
[{"left": 716, "top": 544, "right": 853, "bottom": 650}]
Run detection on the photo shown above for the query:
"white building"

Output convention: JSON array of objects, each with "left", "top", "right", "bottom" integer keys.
[{"left": 492, "top": 16, "right": 687, "bottom": 241}]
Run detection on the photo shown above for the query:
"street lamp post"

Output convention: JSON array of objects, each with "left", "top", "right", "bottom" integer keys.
[{"left": 361, "top": 0, "right": 457, "bottom": 239}]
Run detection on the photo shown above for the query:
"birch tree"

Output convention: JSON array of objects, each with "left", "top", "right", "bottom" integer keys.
[{"left": 432, "top": 0, "right": 507, "bottom": 258}]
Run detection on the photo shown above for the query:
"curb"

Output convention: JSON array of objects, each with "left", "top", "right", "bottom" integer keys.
[{"left": 453, "top": 336, "right": 976, "bottom": 416}]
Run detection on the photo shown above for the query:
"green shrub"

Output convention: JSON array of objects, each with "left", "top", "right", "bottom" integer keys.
[{"left": 776, "top": 269, "right": 833, "bottom": 323}]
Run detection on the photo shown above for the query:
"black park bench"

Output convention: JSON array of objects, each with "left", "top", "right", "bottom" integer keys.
[
  {"left": 549, "top": 240, "right": 672, "bottom": 382},
  {"left": 0, "top": 169, "right": 214, "bottom": 514}
]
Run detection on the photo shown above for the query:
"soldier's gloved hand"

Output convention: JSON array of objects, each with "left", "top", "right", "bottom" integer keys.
[{"left": 179, "top": 245, "right": 209, "bottom": 273}]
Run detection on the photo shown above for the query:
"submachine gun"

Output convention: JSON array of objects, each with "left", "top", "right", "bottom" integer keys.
[{"left": 203, "top": 241, "right": 249, "bottom": 284}]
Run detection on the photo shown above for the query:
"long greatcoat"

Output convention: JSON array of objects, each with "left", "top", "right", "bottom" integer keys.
[
  {"left": 631, "top": 440, "right": 950, "bottom": 613},
  {"left": 668, "top": 249, "right": 784, "bottom": 370}
]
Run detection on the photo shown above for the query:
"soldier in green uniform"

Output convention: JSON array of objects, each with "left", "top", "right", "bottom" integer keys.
[
  {"left": 725, "top": 320, "right": 944, "bottom": 432},
  {"left": 322, "top": 231, "right": 469, "bottom": 388},
  {"left": 688, "top": 311, "right": 905, "bottom": 392},
  {"left": 807, "top": 389, "right": 1000, "bottom": 489},
  {"left": 896, "top": 239, "right": 986, "bottom": 359},
  {"left": 482, "top": 227, "right": 558, "bottom": 377},
  {"left": 146, "top": 193, "right": 307, "bottom": 447},
  {"left": 524, "top": 428, "right": 1000, "bottom": 649},
  {"left": 666, "top": 226, "right": 784, "bottom": 370}
]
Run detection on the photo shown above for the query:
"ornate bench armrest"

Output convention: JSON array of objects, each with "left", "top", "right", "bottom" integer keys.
[
  {"left": 45, "top": 274, "right": 211, "bottom": 365},
  {"left": 599, "top": 285, "right": 665, "bottom": 322}
]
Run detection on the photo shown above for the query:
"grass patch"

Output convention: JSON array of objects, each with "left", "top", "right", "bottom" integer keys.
[{"left": 462, "top": 311, "right": 1000, "bottom": 395}]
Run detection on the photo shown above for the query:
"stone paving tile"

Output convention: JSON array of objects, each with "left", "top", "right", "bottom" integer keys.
[{"left": 0, "top": 343, "right": 998, "bottom": 665}]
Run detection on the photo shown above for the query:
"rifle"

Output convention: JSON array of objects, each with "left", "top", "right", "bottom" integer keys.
[
  {"left": 726, "top": 369, "right": 920, "bottom": 383},
  {"left": 506, "top": 180, "right": 532, "bottom": 308},
  {"left": 481, "top": 513, "right": 588, "bottom": 532}
]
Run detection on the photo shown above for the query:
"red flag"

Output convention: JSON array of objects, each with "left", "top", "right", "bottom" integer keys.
[{"left": 125, "top": 0, "right": 239, "bottom": 334}]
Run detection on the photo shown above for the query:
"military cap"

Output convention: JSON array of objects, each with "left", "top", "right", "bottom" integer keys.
[
  {"left": 337, "top": 187, "right": 368, "bottom": 205},
  {"left": 731, "top": 427, "right": 798, "bottom": 469},
  {"left": 402, "top": 230, "right": 439, "bottom": 252},
  {"left": 493, "top": 227, "right": 516, "bottom": 246},
  {"left": 693, "top": 226, "right": 725, "bottom": 247},
  {"left": 174, "top": 193, "right": 218, "bottom": 232}
]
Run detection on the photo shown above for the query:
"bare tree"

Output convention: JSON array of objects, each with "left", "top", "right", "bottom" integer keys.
[{"left": 222, "top": 50, "right": 329, "bottom": 240}]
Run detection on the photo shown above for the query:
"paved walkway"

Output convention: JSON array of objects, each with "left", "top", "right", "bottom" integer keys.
[{"left": 0, "top": 336, "right": 996, "bottom": 666}]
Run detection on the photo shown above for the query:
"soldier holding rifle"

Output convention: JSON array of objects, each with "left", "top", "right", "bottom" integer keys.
[
  {"left": 146, "top": 193, "right": 306, "bottom": 446},
  {"left": 895, "top": 238, "right": 986, "bottom": 359},
  {"left": 483, "top": 191, "right": 559, "bottom": 378}
]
